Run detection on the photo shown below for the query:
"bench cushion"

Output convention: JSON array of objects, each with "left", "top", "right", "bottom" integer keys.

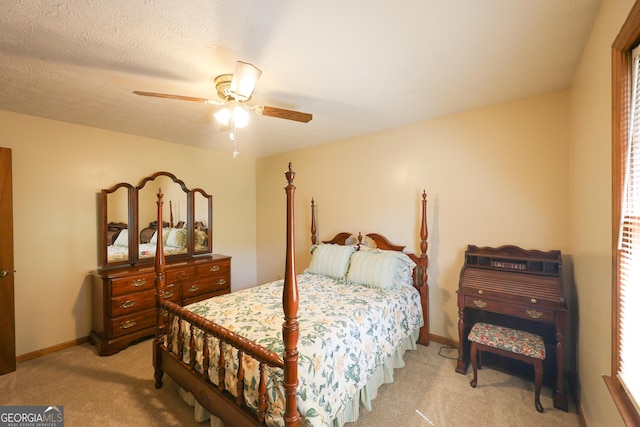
[{"left": 468, "top": 322, "right": 546, "bottom": 360}]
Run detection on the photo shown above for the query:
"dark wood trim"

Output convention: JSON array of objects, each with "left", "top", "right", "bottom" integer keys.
[
  {"left": 604, "top": 375, "right": 640, "bottom": 426},
  {"left": 610, "top": 1, "right": 640, "bottom": 424}
]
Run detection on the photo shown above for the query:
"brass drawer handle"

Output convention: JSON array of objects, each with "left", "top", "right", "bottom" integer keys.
[
  {"left": 210, "top": 265, "right": 220, "bottom": 272},
  {"left": 164, "top": 290, "right": 174, "bottom": 298},
  {"left": 477, "top": 290, "right": 484, "bottom": 295},
  {"left": 187, "top": 285, "right": 199, "bottom": 293},
  {"left": 120, "top": 319, "right": 136, "bottom": 329},
  {"left": 473, "top": 299, "right": 487, "bottom": 308},
  {"left": 530, "top": 298, "right": 537, "bottom": 304},
  {"left": 131, "top": 279, "right": 147, "bottom": 287},
  {"left": 216, "top": 279, "right": 227, "bottom": 286},
  {"left": 120, "top": 300, "right": 136, "bottom": 309},
  {"left": 527, "top": 309, "right": 543, "bottom": 319}
]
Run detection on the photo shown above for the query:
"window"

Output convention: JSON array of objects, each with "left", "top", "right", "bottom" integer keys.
[{"left": 607, "top": 2, "right": 640, "bottom": 424}]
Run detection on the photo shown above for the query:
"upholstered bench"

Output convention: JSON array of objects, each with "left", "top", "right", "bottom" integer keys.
[{"left": 468, "top": 322, "right": 546, "bottom": 413}]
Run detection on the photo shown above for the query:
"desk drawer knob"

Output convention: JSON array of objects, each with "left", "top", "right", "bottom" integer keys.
[
  {"left": 530, "top": 298, "right": 537, "bottom": 304},
  {"left": 527, "top": 309, "right": 543, "bottom": 319},
  {"left": 210, "top": 265, "right": 220, "bottom": 272},
  {"left": 473, "top": 299, "right": 488, "bottom": 308},
  {"left": 478, "top": 290, "right": 484, "bottom": 295}
]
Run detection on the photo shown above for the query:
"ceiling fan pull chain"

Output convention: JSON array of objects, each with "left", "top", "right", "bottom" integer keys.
[{"left": 230, "top": 122, "right": 240, "bottom": 158}]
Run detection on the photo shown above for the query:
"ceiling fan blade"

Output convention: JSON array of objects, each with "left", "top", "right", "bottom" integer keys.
[
  {"left": 230, "top": 61, "right": 262, "bottom": 101},
  {"left": 133, "top": 91, "right": 213, "bottom": 104},
  {"left": 258, "top": 105, "right": 313, "bottom": 123}
]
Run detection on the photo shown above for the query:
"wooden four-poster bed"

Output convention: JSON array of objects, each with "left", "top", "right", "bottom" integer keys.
[{"left": 152, "top": 163, "right": 430, "bottom": 427}]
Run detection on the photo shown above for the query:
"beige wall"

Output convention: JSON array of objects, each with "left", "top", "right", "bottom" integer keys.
[
  {"left": 255, "top": 2, "right": 637, "bottom": 425},
  {"left": 0, "top": 110, "right": 257, "bottom": 356},
  {"left": 256, "top": 90, "right": 571, "bottom": 344},
  {"left": 0, "top": 1, "right": 633, "bottom": 424},
  {"left": 569, "top": 0, "right": 635, "bottom": 425}
]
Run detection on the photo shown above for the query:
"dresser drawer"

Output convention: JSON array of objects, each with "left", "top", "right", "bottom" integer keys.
[
  {"left": 111, "top": 273, "right": 156, "bottom": 296},
  {"left": 464, "top": 296, "right": 554, "bottom": 323},
  {"left": 196, "top": 259, "right": 230, "bottom": 278},
  {"left": 161, "top": 282, "right": 181, "bottom": 303},
  {"left": 166, "top": 266, "right": 196, "bottom": 284},
  {"left": 182, "top": 277, "right": 229, "bottom": 299},
  {"left": 111, "top": 290, "right": 155, "bottom": 317},
  {"left": 110, "top": 309, "right": 155, "bottom": 338}
]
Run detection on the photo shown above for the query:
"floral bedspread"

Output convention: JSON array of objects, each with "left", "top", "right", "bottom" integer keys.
[{"left": 176, "top": 271, "right": 424, "bottom": 427}]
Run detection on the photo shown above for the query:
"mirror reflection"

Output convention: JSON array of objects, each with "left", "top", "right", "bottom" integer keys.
[
  {"left": 105, "top": 185, "right": 131, "bottom": 264},
  {"left": 193, "top": 189, "right": 212, "bottom": 254},
  {"left": 138, "top": 175, "right": 188, "bottom": 260}
]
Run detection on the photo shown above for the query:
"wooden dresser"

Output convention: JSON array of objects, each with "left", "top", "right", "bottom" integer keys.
[{"left": 90, "top": 254, "right": 231, "bottom": 356}]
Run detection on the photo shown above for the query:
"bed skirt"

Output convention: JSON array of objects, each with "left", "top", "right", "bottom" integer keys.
[{"left": 177, "top": 327, "right": 421, "bottom": 427}]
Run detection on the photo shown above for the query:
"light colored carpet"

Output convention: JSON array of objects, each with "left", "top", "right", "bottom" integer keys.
[{"left": 0, "top": 339, "right": 581, "bottom": 426}]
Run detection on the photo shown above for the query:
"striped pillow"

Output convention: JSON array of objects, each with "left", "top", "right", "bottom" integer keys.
[
  {"left": 347, "top": 249, "right": 416, "bottom": 289},
  {"left": 307, "top": 244, "right": 357, "bottom": 278}
]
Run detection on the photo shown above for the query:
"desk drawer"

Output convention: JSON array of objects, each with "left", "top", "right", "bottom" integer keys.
[{"left": 464, "top": 296, "right": 554, "bottom": 323}]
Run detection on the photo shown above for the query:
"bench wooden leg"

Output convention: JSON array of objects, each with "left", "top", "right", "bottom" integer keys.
[
  {"left": 534, "top": 359, "right": 544, "bottom": 413},
  {"left": 470, "top": 341, "right": 478, "bottom": 388}
]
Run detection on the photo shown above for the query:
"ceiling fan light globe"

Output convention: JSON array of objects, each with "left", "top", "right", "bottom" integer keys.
[
  {"left": 232, "top": 106, "right": 249, "bottom": 128},
  {"left": 214, "top": 107, "right": 231, "bottom": 126}
]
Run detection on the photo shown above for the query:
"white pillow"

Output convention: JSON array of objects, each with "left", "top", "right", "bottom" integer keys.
[
  {"left": 113, "top": 229, "right": 128, "bottom": 247},
  {"left": 166, "top": 228, "right": 187, "bottom": 248},
  {"left": 150, "top": 227, "right": 171, "bottom": 245},
  {"left": 347, "top": 249, "right": 416, "bottom": 289},
  {"left": 307, "top": 244, "right": 357, "bottom": 279}
]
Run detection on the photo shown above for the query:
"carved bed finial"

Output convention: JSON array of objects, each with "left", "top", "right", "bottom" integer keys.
[
  {"left": 311, "top": 198, "right": 317, "bottom": 245},
  {"left": 285, "top": 162, "right": 295, "bottom": 185}
]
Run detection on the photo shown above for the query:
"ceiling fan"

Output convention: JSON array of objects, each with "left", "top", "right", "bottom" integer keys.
[{"left": 133, "top": 61, "right": 312, "bottom": 156}]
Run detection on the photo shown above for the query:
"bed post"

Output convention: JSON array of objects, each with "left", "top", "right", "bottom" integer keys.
[
  {"left": 282, "top": 163, "right": 299, "bottom": 427},
  {"left": 153, "top": 189, "right": 166, "bottom": 388},
  {"left": 310, "top": 198, "right": 316, "bottom": 245},
  {"left": 418, "top": 190, "right": 430, "bottom": 346}
]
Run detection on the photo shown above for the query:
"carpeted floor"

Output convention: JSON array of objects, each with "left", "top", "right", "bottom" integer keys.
[{"left": 0, "top": 339, "right": 581, "bottom": 426}]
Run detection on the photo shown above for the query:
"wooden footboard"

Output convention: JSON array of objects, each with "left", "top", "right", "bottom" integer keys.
[{"left": 154, "top": 298, "right": 284, "bottom": 426}]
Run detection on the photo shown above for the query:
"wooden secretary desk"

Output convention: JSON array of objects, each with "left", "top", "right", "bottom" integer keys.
[{"left": 456, "top": 245, "right": 568, "bottom": 411}]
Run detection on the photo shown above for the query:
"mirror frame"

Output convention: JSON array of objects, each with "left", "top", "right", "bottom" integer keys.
[
  {"left": 98, "top": 182, "right": 135, "bottom": 268},
  {"left": 98, "top": 171, "right": 213, "bottom": 268}
]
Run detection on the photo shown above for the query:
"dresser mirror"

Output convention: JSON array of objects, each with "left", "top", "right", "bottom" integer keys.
[
  {"left": 192, "top": 188, "right": 212, "bottom": 255},
  {"left": 137, "top": 173, "right": 189, "bottom": 261},
  {"left": 101, "top": 182, "right": 135, "bottom": 267},
  {"left": 98, "top": 172, "right": 212, "bottom": 268}
]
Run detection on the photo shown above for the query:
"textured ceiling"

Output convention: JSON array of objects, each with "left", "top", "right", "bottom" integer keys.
[{"left": 0, "top": 0, "right": 602, "bottom": 158}]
